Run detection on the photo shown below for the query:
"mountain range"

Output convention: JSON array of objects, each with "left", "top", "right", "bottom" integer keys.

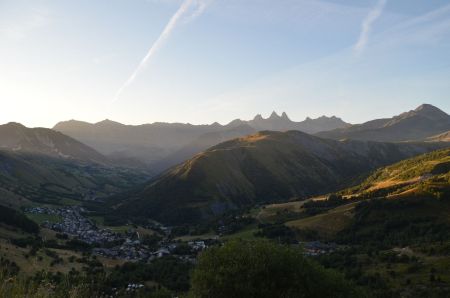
[
  {"left": 316, "top": 104, "right": 450, "bottom": 142},
  {"left": 1, "top": 103, "right": 449, "bottom": 225},
  {"left": 114, "top": 130, "right": 447, "bottom": 224},
  {"left": 53, "top": 113, "right": 349, "bottom": 171},
  {"left": 0, "top": 122, "right": 108, "bottom": 165},
  {"left": 0, "top": 123, "right": 148, "bottom": 208}
]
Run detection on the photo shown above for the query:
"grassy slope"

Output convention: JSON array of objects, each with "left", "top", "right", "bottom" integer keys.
[
  {"left": 286, "top": 202, "right": 357, "bottom": 239},
  {"left": 0, "top": 150, "right": 148, "bottom": 207},
  {"left": 342, "top": 148, "right": 450, "bottom": 199},
  {"left": 244, "top": 148, "right": 450, "bottom": 296},
  {"left": 282, "top": 149, "right": 449, "bottom": 238},
  {"left": 117, "top": 130, "right": 446, "bottom": 224}
]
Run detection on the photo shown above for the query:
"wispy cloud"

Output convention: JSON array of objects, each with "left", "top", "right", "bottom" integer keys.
[
  {"left": 353, "top": 0, "right": 387, "bottom": 55},
  {"left": 113, "top": 0, "right": 211, "bottom": 103}
]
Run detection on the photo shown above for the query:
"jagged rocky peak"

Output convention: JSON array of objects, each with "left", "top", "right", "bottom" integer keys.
[
  {"left": 269, "top": 111, "right": 280, "bottom": 119},
  {"left": 253, "top": 114, "right": 264, "bottom": 121},
  {"left": 281, "top": 112, "right": 290, "bottom": 120}
]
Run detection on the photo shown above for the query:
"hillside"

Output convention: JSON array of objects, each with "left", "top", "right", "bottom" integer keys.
[
  {"left": 53, "top": 113, "right": 348, "bottom": 171},
  {"left": 281, "top": 148, "right": 450, "bottom": 241},
  {"left": 316, "top": 104, "right": 450, "bottom": 142},
  {"left": 115, "top": 130, "right": 447, "bottom": 224},
  {"left": 0, "top": 122, "right": 108, "bottom": 164},
  {"left": 0, "top": 150, "right": 148, "bottom": 207},
  {"left": 150, "top": 124, "right": 257, "bottom": 173},
  {"left": 342, "top": 147, "right": 450, "bottom": 199}
]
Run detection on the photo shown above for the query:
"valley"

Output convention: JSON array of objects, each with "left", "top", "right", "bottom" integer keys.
[{"left": 1, "top": 104, "right": 450, "bottom": 297}]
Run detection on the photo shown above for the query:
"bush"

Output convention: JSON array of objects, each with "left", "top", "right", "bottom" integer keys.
[{"left": 190, "top": 240, "right": 364, "bottom": 298}]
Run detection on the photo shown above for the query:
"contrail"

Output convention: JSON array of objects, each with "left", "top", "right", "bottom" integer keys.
[
  {"left": 112, "top": 0, "right": 210, "bottom": 103},
  {"left": 354, "top": 0, "right": 387, "bottom": 55}
]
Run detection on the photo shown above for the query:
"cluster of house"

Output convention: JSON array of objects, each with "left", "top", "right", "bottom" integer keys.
[
  {"left": 27, "top": 206, "right": 121, "bottom": 244},
  {"left": 26, "top": 206, "right": 62, "bottom": 216},
  {"left": 300, "top": 241, "right": 338, "bottom": 256},
  {"left": 188, "top": 240, "right": 207, "bottom": 251},
  {"left": 26, "top": 206, "right": 210, "bottom": 262},
  {"left": 126, "top": 283, "right": 144, "bottom": 292},
  {"left": 93, "top": 239, "right": 150, "bottom": 261},
  {"left": 93, "top": 239, "right": 207, "bottom": 262}
]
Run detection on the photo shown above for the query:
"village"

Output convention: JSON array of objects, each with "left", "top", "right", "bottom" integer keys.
[
  {"left": 25, "top": 205, "right": 338, "bottom": 265},
  {"left": 25, "top": 206, "right": 208, "bottom": 262}
]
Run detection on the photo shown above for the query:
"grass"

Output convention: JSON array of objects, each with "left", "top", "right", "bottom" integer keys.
[
  {"left": 107, "top": 225, "right": 130, "bottom": 234},
  {"left": 176, "top": 233, "right": 218, "bottom": 242},
  {"left": 221, "top": 225, "right": 259, "bottom": 241},
  {"left": 354, "top": 247, "right": 450, "bottom": 292},
  {"left": 87, "top": 216, "right": 105, "bottom": 226},
  {"left": 344, "top": 148, "right": 450, "bottom": 198},
  {"left": 256, "top": 200, "right": 308, "bottom": 223},
  {"left": 286, "top": 202, "right": 357, "bottom": 239},
  {"left": 26, "top": 213, "right": 62, "bottom": 225},
  {"left": 0, "top": 239, "right": 81, "bottom": 275},
  {"left": 0, "top": 270, "right": 97, "bottom": 298},
  {"left": 87, "top": 215, "right": 130, "bottom": 234},
  {"left": 57, "top": 198, "right": 81, "bottom": 206}
]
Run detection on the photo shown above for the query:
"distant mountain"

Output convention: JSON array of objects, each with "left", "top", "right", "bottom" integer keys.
[
  {"left": 0, "top": 122, "right": 108, "bottom": 164},
  {"left": 0, "top": 150, "right": 148, "bottom": 208},
  {"left": 53, "top": 113, "right": 348, "bottom": 172},
  {"left": 150, "top": 124, "right": 257, "bottom": 173},
  {"left": 316, "top": 104, "right": 450, "bottom": 142},
  {"left": 53, "top": 119, "right": 226, "bottom": 165},
  {"left": 114, "top": 130, "right": 447, "bottom": 224},
  {"left": 245, "top": 112, "right": 350, "bottom": 133}
]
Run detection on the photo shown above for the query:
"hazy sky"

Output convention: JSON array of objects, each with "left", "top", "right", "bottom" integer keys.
[{"left": 1, "top": 0, "right": 449, "bottom": 128}]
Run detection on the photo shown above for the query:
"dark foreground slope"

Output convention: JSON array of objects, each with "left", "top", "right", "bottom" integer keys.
[{"left": 115, "top": 130, "right": 447, "bottom": 224}]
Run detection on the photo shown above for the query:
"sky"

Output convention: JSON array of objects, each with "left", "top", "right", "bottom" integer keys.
[{"left": 0, "top": 0, "right": 449, "bottom": 128}]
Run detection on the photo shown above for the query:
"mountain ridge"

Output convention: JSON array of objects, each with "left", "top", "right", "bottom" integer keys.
[
  {"left": 0, "top": 122, "right": 109, "bottom": 165},
  {"left": 114, "top": 130, "right": 448, "bottom": 224},
  {"left": 53, "top": 113, "right": 349, "bottom": 170},
  {"left": 316, "top": 104, "right": 450, "bottom": 142}
]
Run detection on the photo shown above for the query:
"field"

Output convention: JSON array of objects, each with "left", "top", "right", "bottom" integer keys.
[
  {"left": 286, "top": 202, "right": 356, "bottom": 239},
  {"left": 256, "top": 200, "right": 309, "bottom": 223},
  {"left": 222, "top": 225, "right": 259, "bottom": 241},
  {"left": 26, "top": 213, "right": 62, "bottom": 225}
]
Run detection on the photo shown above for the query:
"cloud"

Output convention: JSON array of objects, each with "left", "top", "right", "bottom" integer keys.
[
  {"left": 112, "top": 0, "right": 211, "bottom": 103},
  {"left": 353, "top": 0, "right": 387, "bottom": 55}
]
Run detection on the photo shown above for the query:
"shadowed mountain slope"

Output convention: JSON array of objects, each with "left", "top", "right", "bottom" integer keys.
[
  {"left": 0, "top": 122, "right": 108, "bottom": 164},
  {"left": 0, "top": 150, "right": 148, "bottom": 208},
  {"left": 115, "top": 130, "right": 448, "bottom": 224}
]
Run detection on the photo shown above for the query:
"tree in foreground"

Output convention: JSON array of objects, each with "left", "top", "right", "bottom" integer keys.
[{"left": 190, "top": 240, "right": 365, "bottom": 298}]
